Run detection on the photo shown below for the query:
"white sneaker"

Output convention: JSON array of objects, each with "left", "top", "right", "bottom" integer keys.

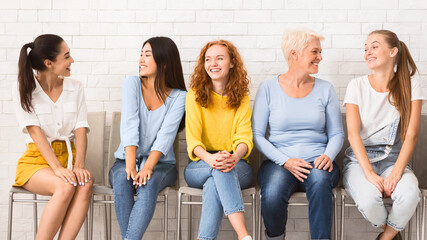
[{"left": 241, "top": 236, "right": 253, "bottom": 240}]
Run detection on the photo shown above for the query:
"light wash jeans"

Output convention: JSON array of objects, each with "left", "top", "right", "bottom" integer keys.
[
  {"left": 258, "top": 160, "right": 340, "bottom": 240},
  {"left": 109, "top": 159, "right": 177, "bottom": 240},
  {"left": 343, "top": 156, "right": 420, "bottom": 231},
  {"left": 184, "top": 159, "right": 253, "bottom": 240}
]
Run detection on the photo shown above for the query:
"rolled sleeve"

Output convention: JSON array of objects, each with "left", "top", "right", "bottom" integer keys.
[
  {"left": 120, "top": 77, "right": 141, "bottom": 148},
  {"left": 12, "top": 84, "right": 41, "bottom": 133},
  {"left": 74, "top": 82, "right": 90, "bottom": 132}
]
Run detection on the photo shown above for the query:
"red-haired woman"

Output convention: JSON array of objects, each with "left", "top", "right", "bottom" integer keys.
[{"left": 184, "top": 40, "right": 253, "bottom": 240}]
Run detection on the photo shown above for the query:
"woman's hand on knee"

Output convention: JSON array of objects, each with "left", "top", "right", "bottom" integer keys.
[
  {"left": 125, "top": 167, "right": 137, "bottom": 183},
  {"left": 73, "top": 167, "right": 92, "bottom": 186},
  {"left": 383, "top": 174, "right": 401, "bottom": 198},
  {"left": 314, "top": 154, "right": 333, "bottom": 172},
  {"left": 365, "top": 171, "right": 385, "bottom": 194},
  {"left": 134, "top": 167, "right": 153, "bottom": 188},
  {"left": 54, "top": 166, "right": 78, "bottom": 186},
  {"left": 283, "top": 158, "right": 312, "bottom": 182}
]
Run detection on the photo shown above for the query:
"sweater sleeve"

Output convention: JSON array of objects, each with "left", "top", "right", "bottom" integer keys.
[
  {"left": 252, "top": 82, "right": 291, "bottom": 166},
  {"left": 151, "top": 90, "right": 186, "bottom": 156},
  {"left": 323, "top": 85, "right": 344, "bottom": 161},
  {"left": 120, "top": 76, "right": 140, "bottom": 148},
  {"left": 232, "top": 95, "right": 253, "bottom": 159},
  {"left": 185, "top": 90, "right": 206, "bottom": 161}
]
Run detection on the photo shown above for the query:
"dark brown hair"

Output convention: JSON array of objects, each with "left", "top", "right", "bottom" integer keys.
[
  {"left": 142, "top": 37, "right": 187, "bottom": 131},
  {"left": 369, "top": 30, "right": 418, "bottom": 141},
  {"left": 18, "top": 34, "right": 64, "bottom": 112}
]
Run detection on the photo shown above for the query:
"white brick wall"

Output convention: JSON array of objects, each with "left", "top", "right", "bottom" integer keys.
[{"left": 1, "top": 1, "right": 426, "bottom": 239}]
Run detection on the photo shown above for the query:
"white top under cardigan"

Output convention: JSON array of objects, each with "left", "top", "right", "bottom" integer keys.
[{"left": 12, "top": 78, "right": 90, "bottom": 169}]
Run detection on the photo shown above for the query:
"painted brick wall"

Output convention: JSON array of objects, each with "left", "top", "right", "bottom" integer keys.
[{"left": 0, "top": 0, "right": 426, "bottom": 239}]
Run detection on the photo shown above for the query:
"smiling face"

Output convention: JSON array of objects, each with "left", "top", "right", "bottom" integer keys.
[
  {"left": 364, "top": 33, "right": 398, "bottom": 71},
  {"left": 139, "top": 42, "right": 157, "bottom": 78},
  {"left": 294, "top": 38, "right": 322, "bottom": 74},
  {"left": 204, "top": 44, "right": 234, "bottom": 83},
  {"left": 48, "top": 41, "right": 74, "bottom": 77}
]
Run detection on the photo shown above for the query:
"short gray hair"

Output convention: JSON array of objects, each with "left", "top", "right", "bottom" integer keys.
[{"left": 281, "top": 28, "right": 324, "bottom": 65}]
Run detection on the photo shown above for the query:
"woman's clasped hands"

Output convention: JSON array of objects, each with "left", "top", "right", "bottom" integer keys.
[{"left": 208, "top": 150, "right": 239, "bottom": 173}]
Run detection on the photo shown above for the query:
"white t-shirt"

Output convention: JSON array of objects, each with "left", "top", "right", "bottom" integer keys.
[
  {"left": 343, "top": 75, "right": 425, "bottom": 141},
  {"left": 12, "top": 78, "right": 90, "bottom": 169}
]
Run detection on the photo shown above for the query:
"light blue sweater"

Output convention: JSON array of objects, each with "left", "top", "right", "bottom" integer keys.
[
  {"left": 114, "top": 76, "right": 186, "bottom": 167},
  {"left": 252, "top": 76, "right": 344, "bottom": 166}
]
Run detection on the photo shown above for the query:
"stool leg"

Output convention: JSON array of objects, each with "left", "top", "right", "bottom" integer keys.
[
  {"left": 188, "top": 196, "right": 192, "bottom": 240},
  {"left": 177, "top": 192, "right": 182, "bottom": 240},
  {"left": 252, "top": 193, "right": 256, "bottom": 239},
  {"left": 33, "top": 194, "right": 38, "bottom": 239},
  {"left": 258, "top": 194, "right": 262, "bottom": 240},
  {"left": 422, "top": 196, "right": 426, "bottom": 240},
  {"left": 341, "top": 195, "right": 345, "bottom": 240},
  {"left": 7, "top": 191, "right": 13, "bottom": 240},
  {"left": 164, "top": 194, "right": 168, "bottom": 240},
  {"left": 334, "top": 193, "right": 338, "bottom": 240}
]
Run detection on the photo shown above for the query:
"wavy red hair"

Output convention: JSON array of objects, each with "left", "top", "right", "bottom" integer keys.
[{"left": 190, "top": 40, "right": 250, "bottom": 109}]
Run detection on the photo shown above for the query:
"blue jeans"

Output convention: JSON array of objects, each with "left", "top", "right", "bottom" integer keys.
[
  {"left": 109, "top": 159, "right": 177, "bottom": 240},
  {"left": 258, "top": 160, "right": 340, "bottom": 240},
  {"left": 343, "top": 156, "right": 420, "bottom": 231},
  {"left": 184, "top": 160, "right": 253, "bottom": 240}
]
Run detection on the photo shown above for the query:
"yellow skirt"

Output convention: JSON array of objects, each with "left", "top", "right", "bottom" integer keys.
[{"left": 14, "top": 141, "right": 76, "bottom": 187}]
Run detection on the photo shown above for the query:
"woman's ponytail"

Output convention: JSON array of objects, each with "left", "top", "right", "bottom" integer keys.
[
  {"left": 390, "top": 40, "right": 417, "bottom": 141},
  {"left": 16, "top": 34, "right": 64, "bottom": 113},
  {"left": 370, "top": 30, "right": 418, "bottom": 141},
  {"left": 18, "top": 42, "right": 36, "bottom": 112}
]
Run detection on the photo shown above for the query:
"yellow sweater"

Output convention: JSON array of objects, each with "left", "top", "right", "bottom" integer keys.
[{"left": 185, "top": 89, "right": 253, "bottom": 161}]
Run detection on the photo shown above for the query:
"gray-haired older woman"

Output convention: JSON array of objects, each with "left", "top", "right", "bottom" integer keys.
[{"left": 252, "top": 28, "right": 344, "bottom": 240}]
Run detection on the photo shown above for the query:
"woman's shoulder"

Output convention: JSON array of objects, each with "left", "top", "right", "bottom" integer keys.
[
  {"left": 170, "top": 88, "right": 187, "bottom": 100},
  {"left": 122, "top": 75, "right": 141, "bottom": 86},
  {"left": 64, "top": 78, "right": 83, "bottom": 88},
  {"left": 348, "top": 75, "right": 368, "bottom": 86}
]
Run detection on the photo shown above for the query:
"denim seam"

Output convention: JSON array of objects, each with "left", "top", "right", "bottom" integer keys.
[
  {"left": 386, "top": 219, "right": 405, "bottom": 231},
  {"left": 197, "top": 234, "right": 216, "bottom": 240},
  {"left": 224, "top": 207, "right": 245, "bottom": 216}
]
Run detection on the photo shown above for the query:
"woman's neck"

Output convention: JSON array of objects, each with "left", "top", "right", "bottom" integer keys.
[
  {"left": 36, "top": 71, "right": 62, "bottom": 92},
  {"left": 280, "top": 68, "right": 313, "bottom": 88},
  {"left": 370, "top": 69, "right": 395, "bottom": 92},
  {"left": 211, "top": 77, "right": 228, "bottom": 96}
]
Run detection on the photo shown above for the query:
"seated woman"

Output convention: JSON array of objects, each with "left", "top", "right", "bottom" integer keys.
[
  {"left": 342, "top": 30, "right": 425, "bottom": 240},
  {"left": 109, "top": 37, "right": 186, "bottom": 240},
  {"left": 252, "top": 28, "right": 344, "bottom": 240},
  {"left": 184, "top": 40, "right": 253, "bottom": 240},
  {"left": 12, "top": 34, "right": 92, "bottom": 239}
]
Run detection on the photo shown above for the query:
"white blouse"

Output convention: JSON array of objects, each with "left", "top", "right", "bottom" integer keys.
[{"left": 12, "top": 78, "right": 90, "bottom": 169}]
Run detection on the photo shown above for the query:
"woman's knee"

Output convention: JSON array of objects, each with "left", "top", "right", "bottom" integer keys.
[
  {"left": 53, "top": 181, "right": 76, "bottom": 201},
  {"left": 394, "top": 185, "right": 421, "bottom": 207},
  {"left": 76, "top": 180, "right": 93, "bottom": 199},
  {"left": 356, "top": 193, "right": 384, "bottom": 216}
]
